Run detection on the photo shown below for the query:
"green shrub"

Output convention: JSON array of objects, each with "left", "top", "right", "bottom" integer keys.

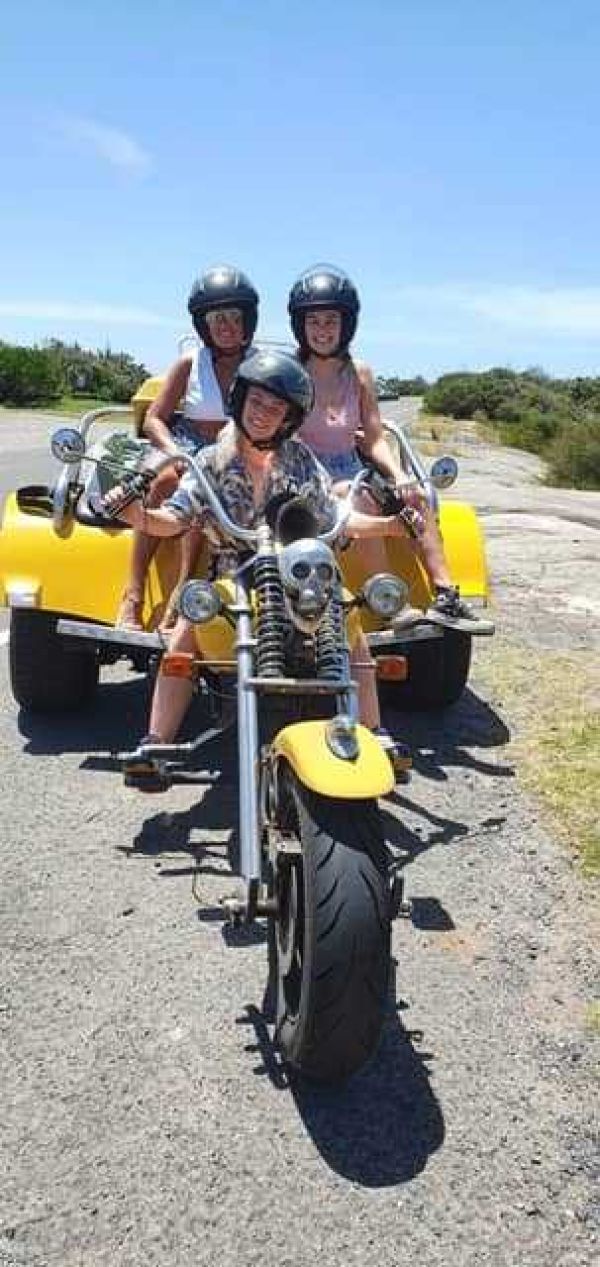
[
  {"left": 0, "top": 339, "right": 148, "bottom": 408},
  {"left": 545, "top": 419, "right": 600, "bottom": 490},
  {"left": 0, "top": 343, "right": 63, "bottom": 405},
  {"left": 498, "top": 409, "right": 565, "bottom": 454}
]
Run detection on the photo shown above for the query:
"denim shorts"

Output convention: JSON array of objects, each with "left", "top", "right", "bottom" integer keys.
[
  {"left": 170, "top": 418, "right": 217, "bottom": 456},
  {"left": 317, "top": 449, "right": 363, "bottom": 481}
]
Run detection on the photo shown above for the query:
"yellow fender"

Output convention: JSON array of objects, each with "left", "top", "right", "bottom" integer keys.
[
  {"left": 438, "top": 501, "right": 490, "bottom": 602},
  {"left": 273, "top": 720, "right": 395, "bottom": 799}
]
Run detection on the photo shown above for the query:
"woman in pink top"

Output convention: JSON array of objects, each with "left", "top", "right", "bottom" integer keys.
[{"left": 288, "top": 264, "right": 493, "bottom": 633}]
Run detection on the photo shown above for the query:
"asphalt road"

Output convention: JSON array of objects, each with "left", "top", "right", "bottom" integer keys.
[{"left": 0, "top": 412, "right": 598, "bottom": 1267}]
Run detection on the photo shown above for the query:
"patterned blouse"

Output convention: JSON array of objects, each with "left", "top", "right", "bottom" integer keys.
[{"left": 164, "top": 422, "right": 337, "bottom": 571}]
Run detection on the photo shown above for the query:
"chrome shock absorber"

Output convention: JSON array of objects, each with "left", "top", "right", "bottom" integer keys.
[
  {"left": 254, "top": 538, "right": 286, "bottom": 678},
  {"left": 316, "top": 590, "right": 344, "bottom": 680}
]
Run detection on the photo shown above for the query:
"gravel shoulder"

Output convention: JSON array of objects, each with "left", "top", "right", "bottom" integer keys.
[{"left": 0, "top": 414, "right": 598, "bottom": 1267}]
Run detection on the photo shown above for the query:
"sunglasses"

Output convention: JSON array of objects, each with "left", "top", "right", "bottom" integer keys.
[{"left": 204, "top": 307, "right": 243, "bottom": 326}]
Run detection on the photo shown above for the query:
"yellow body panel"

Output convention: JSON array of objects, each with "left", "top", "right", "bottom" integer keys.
[
  {"left": 273, "top": 720, "right": 395, "bottom": 799},
  {"left": 0, "top": 491, "right": 181, "bottom": 626},
  {"left": 131, "top": 376, "right": 166, "bottom": 433}
]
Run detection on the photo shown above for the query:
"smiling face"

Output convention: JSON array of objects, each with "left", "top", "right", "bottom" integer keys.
[
  {"left": 241, "top": 384, "right": 289, "bottom": 445},
  {"left": 204, "top": 306, "right": 245, "bottom": 351},
  {"left": 304, "top": 309, "right": 342, "bottom": 357}
]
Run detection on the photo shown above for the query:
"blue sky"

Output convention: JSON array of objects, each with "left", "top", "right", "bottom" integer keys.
[{"left": 1, "top": 0, "right": 600, "bottom": 379}]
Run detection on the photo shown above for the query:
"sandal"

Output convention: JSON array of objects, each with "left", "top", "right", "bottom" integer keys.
[
  {"left": 115, "top": 589, "right": 145, "bottom": 631},
  {"left": 123, "top": 735, "right": 170, "bottom": 793}
]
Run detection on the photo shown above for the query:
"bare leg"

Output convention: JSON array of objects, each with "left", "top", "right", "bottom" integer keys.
[
  {"left": 159, "top": 526, "right": 206, "bottom": 632},
  {"left": 147, "top": 618, "right": 197, "bottom": 741},
  {"left": 409, "top": 498, "right": 452, "bottom": 589},
  {"left": 116, "top": 467, "right": 180, "bottom": 629},
  {"left": 116, "top": 532, "right": 160, "bottom": 628},
  {"left": 350, "top": 630, "right": 380, "bottom": 729}
]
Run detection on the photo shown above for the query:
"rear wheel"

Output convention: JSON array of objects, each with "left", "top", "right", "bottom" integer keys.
[
  {"left": 271, "top": 770, "right": 390, "bottom": 1083},
  {"left": 379, "top": 629, "right": 471, "bottom": 710},
  {"left": 9, "top": 610, "right": 99, "bottom": 712}
]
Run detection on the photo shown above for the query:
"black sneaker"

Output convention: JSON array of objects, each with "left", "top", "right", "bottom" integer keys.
[{"left": 426, "top": 586, "right": 495, "bottom": 636}]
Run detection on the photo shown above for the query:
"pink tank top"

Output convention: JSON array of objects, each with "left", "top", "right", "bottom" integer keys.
[{"left": 299, "top": 363, "right": 362, "bottom": 456}]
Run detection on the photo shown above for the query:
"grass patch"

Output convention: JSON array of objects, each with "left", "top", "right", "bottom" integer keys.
[
  {"left": 0, "top": 395, "right": 123, "bottom": 417},
  {"left": 585, "top": 1000, "right": 600, "bottom": 1033},
  {"left": 54, "top": 395, "right": 123, "bottom": 416},
  {"left": 475, "top": 644, "right": 600, "bottom": 876}
]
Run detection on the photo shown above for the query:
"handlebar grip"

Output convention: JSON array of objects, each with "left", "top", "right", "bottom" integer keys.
[{"left": 98, "top": 470, "right": 154, "bottom": 520}]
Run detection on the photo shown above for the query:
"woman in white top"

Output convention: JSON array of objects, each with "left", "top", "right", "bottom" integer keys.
[{"left": 116, "top": 265, "right": 258, "bottom": 629}]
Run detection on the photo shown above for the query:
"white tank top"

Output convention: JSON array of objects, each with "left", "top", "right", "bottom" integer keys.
[{"left": 178, "top": 336, "right": 227, "bottom": 423}]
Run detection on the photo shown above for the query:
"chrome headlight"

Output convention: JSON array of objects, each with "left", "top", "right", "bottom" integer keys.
[
  {"left": 362, "top": 573, "right": 409, "bottom": 620},
  {"left": 178, "top": 580, "right": 222, "bottom": 624},
  {"left": 325, "top": 715, "right": 359, "bottom": 761}
]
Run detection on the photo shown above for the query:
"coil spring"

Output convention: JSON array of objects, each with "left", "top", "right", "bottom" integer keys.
[
  {"left": 316, "top": 595, "right": 344, "bottom": 680},
  {"left": 254, "top": 551, "right": 286, "bottom": 677}
]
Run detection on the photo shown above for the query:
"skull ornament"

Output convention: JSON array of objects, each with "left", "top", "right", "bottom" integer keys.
[{"left": 278, "top": 538, "right": 338, "bottom": 629}]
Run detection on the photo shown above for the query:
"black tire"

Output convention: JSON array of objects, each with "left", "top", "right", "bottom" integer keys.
[
  {"left": 9, "top": 610, "right": 99, "bottom": 712},
  {"left": 379, "top": 629, "right": 472, "bottom": 711},
  {"left": 272, "top": 771, "right": 390, "bottom": 1083}
]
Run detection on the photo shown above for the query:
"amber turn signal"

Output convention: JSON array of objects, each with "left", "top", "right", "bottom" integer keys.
[
  {"left": 376, "top": 655, "right": 408, "bottom": 681},
  {"left": 160, "top": 652, "right": 198, "bottom": 679}
]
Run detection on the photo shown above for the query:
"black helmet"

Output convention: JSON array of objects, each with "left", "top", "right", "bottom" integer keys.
[
  {"left": 228, "top": 349, "right": 314, "bottom": 449},
  {"left": 288, "top": 263, "right": 360, "bottom": 356},
  {"left": 187, "top": 265, "right": 258, "bottom": 348}
]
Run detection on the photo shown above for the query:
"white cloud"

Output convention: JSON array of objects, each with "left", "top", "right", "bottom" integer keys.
[
  {"left": 393, "top": 284, "right": 600, "bottom": 337},
  {"left": 0, "top": 300, "right": 173, "bottom": 327},
  {"left": 57, "top": 115, "right": 153, "bottom": 174}
]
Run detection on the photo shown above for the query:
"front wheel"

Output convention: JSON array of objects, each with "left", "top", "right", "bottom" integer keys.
[
  {"left": 271, "top": 771, "right": 390, "bottom": 1083},
  {"left": 9, "top": 610, "right": 99, "bottom": 712}
]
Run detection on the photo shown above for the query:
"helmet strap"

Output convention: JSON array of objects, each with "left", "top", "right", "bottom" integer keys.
[{"left": 236, "top": 419, "right": 285, "bottom": 452}]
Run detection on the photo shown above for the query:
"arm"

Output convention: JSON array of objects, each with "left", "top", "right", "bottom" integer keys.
[
  {"left": 356, "top": 364, "right": 413, "bottom": 488},
  {"left": 143, "top": 356, "right": 193, "bottom": 454},
  {"left": 114, "top": 500, "right": 190, "bottom": 538},
  {"left": 346, "top": 508, "right": 408, "bottom": 539}
]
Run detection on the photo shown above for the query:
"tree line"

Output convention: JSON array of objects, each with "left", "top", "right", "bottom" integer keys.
[
  {"left": 0, "top": 340, "right": 148, "bottom": 407},
  {"left": 376, "top": 367, "right": 600, "bottom": 490},
  {"left": 0, "top": 343, "right": 597, "bottom": 489}
]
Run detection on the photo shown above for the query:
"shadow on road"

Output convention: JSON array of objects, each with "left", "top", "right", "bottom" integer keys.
[
  {"left": 17, "top": 676, "right": 150, "bottom": 755},
  {"left": 239, "top": 963, "right": 445, "bottom": 1188},
  {"left": 383, "top": 685, "right": 513, "bottom": 784},
  {"left": 17, "top": 678, "right": 512, "bottom": 784}
]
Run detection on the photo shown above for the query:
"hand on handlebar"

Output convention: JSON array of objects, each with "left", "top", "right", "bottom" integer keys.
[{"left": 99, "top": 469, "right": 155, "bottom": 521}]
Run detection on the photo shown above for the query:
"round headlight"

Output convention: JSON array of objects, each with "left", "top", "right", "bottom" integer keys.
[
  {"left": 178, "top": 580, "right": 222, "bottom": 624},
  {"left": 362, "top": 573, "right": 409, "bottom": 620},
  {"left": 325, "top": 715, "right": 359, "bottom": 761}
]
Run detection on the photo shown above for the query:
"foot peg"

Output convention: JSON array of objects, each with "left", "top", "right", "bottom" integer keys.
[{"left": 388, "top": 861, "right": 413, "bottom": 920}]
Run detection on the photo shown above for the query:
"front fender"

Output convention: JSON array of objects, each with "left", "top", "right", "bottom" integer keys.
[{"left": 273, "top": 720, "right": 394, "bottom": 799}]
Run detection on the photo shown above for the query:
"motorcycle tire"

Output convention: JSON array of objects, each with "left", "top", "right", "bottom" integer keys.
[
  {"left": 379, "top": 628, "right": 472, "bottom": 711},
  {"left": 272, "top": 770, "right": 390, "bottom": 1083},
  {"left": 9, "top": 609, "right": 99, "bottom": 712}
]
